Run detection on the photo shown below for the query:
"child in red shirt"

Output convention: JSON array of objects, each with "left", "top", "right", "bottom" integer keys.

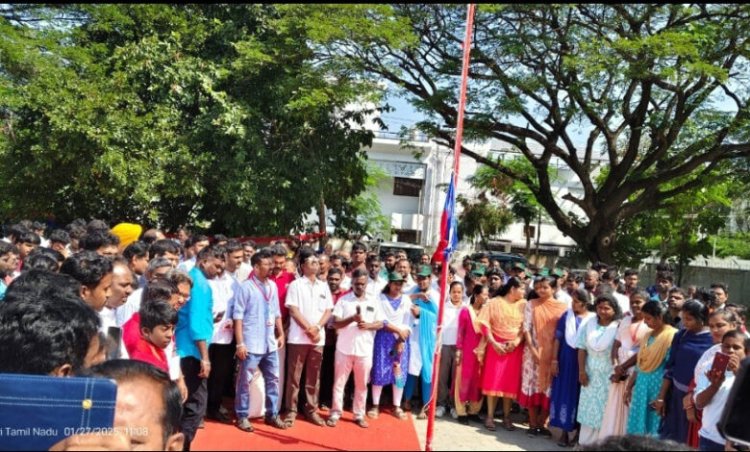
[{"left": 128, "top": 299, "right": 177, "bottom": 372}]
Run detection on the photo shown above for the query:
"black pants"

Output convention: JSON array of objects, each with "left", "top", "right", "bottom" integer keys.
[
  {"left": 207, "top": 343, "right": 235, "bottom": 414},
  {"left": 181, "top": 357, "right": 208, "bottom": 452},
  {"left": 319, "top": 343, "right": 336, "bottom": 408}
]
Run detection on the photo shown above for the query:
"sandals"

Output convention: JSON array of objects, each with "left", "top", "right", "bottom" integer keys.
[
  {"left": 326, "top": 417, "right": 338, "bottom": 427},
  {"left": 264, "top": 416, "right": 288, "bottom": 430},
  {"left": 355, "top": 417, "right": 369, "bottom": 428},
  {"left": 485, "top": 420, "right": 497, "bottom": 431},
  {"left": 283, "top": 413, "right": 296, "bottom": 428},
  {"left": 393, "top": 407, "right": 407, "bottom": 420},
  {"left": 502, "top": 418, "right": 516, "bottom": 431},
  {"left": 366, "top": 406, "right": 379, "bottom": 419}
]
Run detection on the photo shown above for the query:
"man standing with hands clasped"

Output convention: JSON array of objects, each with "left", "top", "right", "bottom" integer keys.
[
  {"left": 283, "top": 247, "right": 334, "bottom": 427},
  {"left": 233, "top": 248, "right": 288, "bottom": 433},
  {"left": 327, "top": 269, "right": 384, "bottom": 429}
]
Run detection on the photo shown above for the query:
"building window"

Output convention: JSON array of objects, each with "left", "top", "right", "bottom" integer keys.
[
  {"left": 395, "top": 229, "right": 420, "bottom": 244},
  {"left": 524, "top": 225, "right": 536, "bottom": 239},
  {"left": 393, "top": 177, "right": 423, "bottom": 197}
]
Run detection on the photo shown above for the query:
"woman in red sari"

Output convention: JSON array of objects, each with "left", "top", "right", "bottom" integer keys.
[{"left": 454, "top": 282, "right": 488, "bottom": 425}]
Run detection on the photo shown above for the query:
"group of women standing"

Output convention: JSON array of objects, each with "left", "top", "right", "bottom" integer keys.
[
  {"left": 442, "top": 273, "right": 748, "bottom": 452},
  {"left": 453, "top": 275, "right": 572, "bottom": 433}
]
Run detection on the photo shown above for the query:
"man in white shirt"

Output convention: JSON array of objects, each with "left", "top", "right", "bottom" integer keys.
[
  {"left": 397, "top": 258, "right": 416, "bottom": 294},
  {"left": 206, "top": 247, "right": 240, "bottom": 424},
  {"left": 326, "top": 269, "right": 384, "bottom": 429},
  {"left": 100, "top": 258, "right": 134, "bottom": 359},
  {"left": 115, "top": 257, "right": 172, "bottom": 327},
  {"left": 365, "top": 254, "right": 387, "bottom": 299},
  {"left": 331, "top": 254, "right": 351, "bottom": 290},
  {"left": 177, "top": 234, "right": 209, "bottom": 273},
  {"left": 552, "top": 268, "right": 573, "bottom": 307},
  {"left": 283, "top": 248, "right": 333, "bottom": 428}
]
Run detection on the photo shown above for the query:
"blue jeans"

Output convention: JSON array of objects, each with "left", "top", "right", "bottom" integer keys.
[{"left": 235, "top": 350, "right": 280, "bottom": 419}]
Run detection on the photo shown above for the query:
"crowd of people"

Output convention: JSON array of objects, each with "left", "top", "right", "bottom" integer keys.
[{"left": 0, "top": 218, "right": 749, "bottom": 452}]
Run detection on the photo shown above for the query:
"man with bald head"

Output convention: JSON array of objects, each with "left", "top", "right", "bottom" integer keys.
[{"left": 583, "top": 269, "right": 599, "bottom": 298}]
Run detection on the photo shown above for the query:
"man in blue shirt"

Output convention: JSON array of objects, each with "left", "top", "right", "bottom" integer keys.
[
  {"left": 233, "top": 248, "right": 288, "bottom": 432},
  {"left": 176, "top": 246, "right": 221, "bottom": 451}
]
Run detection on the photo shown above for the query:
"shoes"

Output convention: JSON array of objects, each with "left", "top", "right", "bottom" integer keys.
[
  {"left": 393, "top": 407, "right": 407, "bottom": 420},
  {"left": 526, "top": 427, "right": 551, "bottom": 437},
  {"left": 502, "top": 418, "right": 516, "bottom": 431},
  {"left": 468, "top": 414, "right": 482, "bottom": 424},
  {"left": 307, "top": 411, "right": 326, "bottom": 427},
  {"left": 457, "top": 415, "right": 469, "bottom": 425},
  {"left": 206, "top": 410, "right": 232, "bottom": 424},
  {"left": 237, "top": 417, "right": 254, "bottom": 433},
  {"left": 326, "top": 416, "right": 339, "bottom": 427},
  {"left": 416, "top": 409, "right": 427, "bottom": 420},
  {"left": 450, "top": 408, "right": 458, "bottom": 419},
  {"left": 219, "top": 405, "right": 230, "bottom": 416},
  {"left": 198, "top": 418, "right": 205, "bottom": 429},
  {"left": 366, "top": 406, "right": 379, "bottom": 419},
  {"left": 265, "top": 415, "right": 288, "bottom": 430},
  {"left": 435, "top": 406, "right": 446, "bottom": 417},
  {"left": 355, "top": 417, "right": 369, "bottom": 428}
]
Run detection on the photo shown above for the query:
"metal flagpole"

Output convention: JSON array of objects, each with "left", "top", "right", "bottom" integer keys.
[{"left": 425, "top": 4, "right": 476, "bottom": 451}]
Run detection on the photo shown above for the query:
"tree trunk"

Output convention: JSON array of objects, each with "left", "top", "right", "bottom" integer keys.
[
  {"left": 524, "top": 219, "right": 531, "bottom": 255},
  {"left": 534, "top": 211, "right": 542, "bottom": 263},
  {"left": 318, "top": 195, "right": 328, "bottom": 248},
  {"left": 576, "top": 226, "right": 616, "bottom": 265}
]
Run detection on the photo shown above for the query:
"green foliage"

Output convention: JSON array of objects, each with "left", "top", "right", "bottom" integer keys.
[
  {"left": 328, "top": 161, "right": 391, "bottom": 239},
  {"left": 612, "top": 179, "right": 733, "bottom": 272},
  {"left": 712, "top": 233, "right": 750, "bottom": 259},
  {"left": 456, "top": 193, "right": 514, "bottom": 249},
  {"left": 0, "top": 4, "right": 379, "bottom": 236}
]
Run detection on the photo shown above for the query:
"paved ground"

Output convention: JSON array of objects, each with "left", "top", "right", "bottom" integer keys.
[{"left": 410, "top": 412, "right": 561, "bottom": 451}]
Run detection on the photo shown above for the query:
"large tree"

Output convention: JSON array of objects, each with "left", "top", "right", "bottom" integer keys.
[
  {"left": 0, "top": 4, "right": 380, "bottom": 235},
  {"left": 308, "top": 4, "right": 750, "bottom": 263}
]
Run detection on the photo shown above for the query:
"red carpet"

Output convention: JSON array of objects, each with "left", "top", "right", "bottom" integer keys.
[{"left": 192, "top": 409, "right": 422, "bottom": 451}]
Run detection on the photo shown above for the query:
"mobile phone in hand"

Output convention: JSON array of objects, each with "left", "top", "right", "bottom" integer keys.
[{"left": 711, "top": 351, "right": 731, "bottom": 374}]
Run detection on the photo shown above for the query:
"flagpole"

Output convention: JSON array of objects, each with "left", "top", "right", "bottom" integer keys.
[{"left": 425, "top": 4, "right": 476, "bottom": 452}]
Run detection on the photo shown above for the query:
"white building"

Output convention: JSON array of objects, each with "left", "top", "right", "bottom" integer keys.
[{"left": 364, "top": 131, "right": 582, "bottom": 261}]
